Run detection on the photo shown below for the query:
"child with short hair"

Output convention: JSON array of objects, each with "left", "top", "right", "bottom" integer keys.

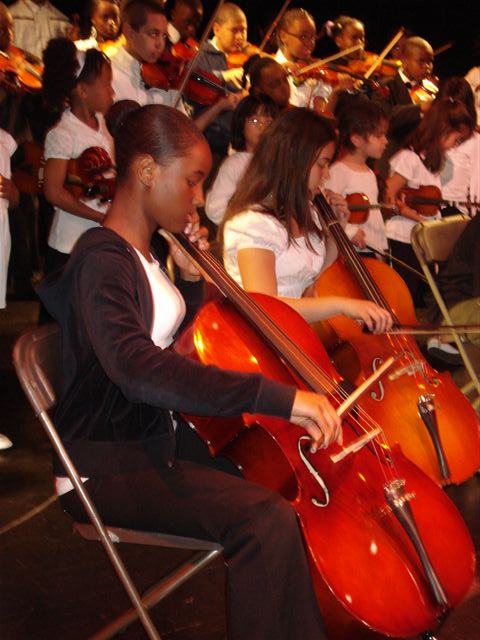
[{"left": 323, "top": 101, "right": 389, "bottom": 255}]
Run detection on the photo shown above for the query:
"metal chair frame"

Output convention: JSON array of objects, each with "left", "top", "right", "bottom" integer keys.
[
  {"left": 411, "top": 215, "right": 480, "bottom": 409},
  {"left": 13, "top": 323, "right": 222, "bottom": 640}
]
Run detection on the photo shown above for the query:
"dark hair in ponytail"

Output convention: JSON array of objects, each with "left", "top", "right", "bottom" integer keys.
[
  {"left": 106, "top": 101, "right": 205, "bottom": 182},
  {"left": 42, "top": 37, "right": 110, "bottom": 115}
]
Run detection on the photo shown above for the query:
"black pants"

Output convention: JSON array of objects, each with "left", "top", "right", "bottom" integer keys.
[
  {"left": 60, "top": 437, "right": 325, "bottom": 640},
  {"left": 388, "top": 239, "right": 429, "bottom": 308}
]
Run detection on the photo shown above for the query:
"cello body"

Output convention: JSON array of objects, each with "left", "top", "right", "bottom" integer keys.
[
  {"left": 174, "top": 291, "right": 476, "bottom": 639},
  {"left": 315, "top": 257, "right": 480, "bottom": 486}
]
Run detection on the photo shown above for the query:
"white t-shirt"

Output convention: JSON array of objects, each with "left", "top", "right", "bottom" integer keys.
[
  {"left": 205, "top": 151, "right": 251, "bottom": 225},
  {"left": 10, "top": 0, "right": 70, "bottom": 59},
  {"left": 465, "top": 67, "right": 480, "bottom": 124},
  {"left": 386, "top": 148, "right": 441, "bottom": 244},
  {"left": 134, "top": 249, "right": 186, "bottom": 348},
  {"left": 274, "top": 49, "right": 332, "bottom": 110},
  {"left": 223, "top": 208, "right": 326, "bottom": 298},
  {"left": 109, "top": 45, "right": 187, "bottom": 113},
  {"left": 0, "top": 130, "right": 17, "bottom": 308},
  {"left": 442, "top": 132, "right": 480, "bottom": 208},
  {"left": 44, "top": 110, "right": 115, "bottom": 254},
  {"left": 324, "top": 161, "right": 388, "bottom": 252}
]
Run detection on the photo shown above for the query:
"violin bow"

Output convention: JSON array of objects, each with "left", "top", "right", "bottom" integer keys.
[
  {"left": 364, "top": 245, "right": 428, "bottom": 282},
  {"left": 174, "top": 0, "right": 225, "bottom": 108},
  {"left": 258, "top": 0, "right": 292, "bottom": 52},
  {"left": 433, "top": 41, "right": 454, "bottom": 57},
  {"left": 385, "top": 324, "right": 480, "bottom": 336},
  {"left": 363, "top": 28, "right": 404, "bottom": 80},
  {"left": 294, "top": 44, "right": 362, "bottom": 77}
]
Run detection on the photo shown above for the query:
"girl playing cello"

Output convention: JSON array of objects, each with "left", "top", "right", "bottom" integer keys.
[
  {"left": 222, "top": 107, "right": 392, "bottom": 332},
  {"left": 37, "top": 101, "right": 342, "bottom": 640}
]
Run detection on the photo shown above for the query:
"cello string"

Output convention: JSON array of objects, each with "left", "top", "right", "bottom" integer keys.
[{"left": 314, "top": 193, "right": 433, "bottom": 392}]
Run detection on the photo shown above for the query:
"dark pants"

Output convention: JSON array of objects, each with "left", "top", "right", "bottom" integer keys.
[
  {"left": 389, "top": 239, "right": 429, "bottom": 308},
  {"left": 61, "top": 451, "right": 325, "bottom": 640}
]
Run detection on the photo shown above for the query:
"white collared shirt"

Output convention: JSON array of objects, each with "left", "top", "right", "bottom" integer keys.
[
  {"left": 109, "top": 45, "right": 187, "bottom": 114},
  {"left": 10, "top": 0, "right": 70, "bottom": 59},
  {"left": 274, "top": 49, "right": 331, "bottom": 109}
]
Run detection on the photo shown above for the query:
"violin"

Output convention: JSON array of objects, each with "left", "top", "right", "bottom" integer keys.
[
  {"left": 348, "top": 51, "right": 401, "bottom": 78},
  {"left": 170, "top": 231, "right": 475, "bottom": 639},
  {"left": 28, "top": 146, "right": 116, "bottom": 201},
  {"left": 410, "top": 76, "right": 439, "bottom": 105},
  {"left": 170, "top": 36, "right": 199, "bottom": 61},
  {"left": 98, "top": 34, "right": 126, "bottom": 57},
  {"left": 141, "top": 49, "right": 229, "bottom": 106},
  {"left": 0, "top": 45, "right": 43, "bottom": 94},
  {"left": 347, "top": 186, "right": 475, "bottom": 221},
  {"left": 313, "top": 190, "right": 480, "bottom": 486},
  {"left": 65, "top": 146, "right": 115, "bottom": 202},
  {"left": 226, "top": 43, "right": 262, "bottom": 69}
]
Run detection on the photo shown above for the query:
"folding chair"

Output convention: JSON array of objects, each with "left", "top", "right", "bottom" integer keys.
[
  {"left": 13, "top": 323, "right": 223, "bottom": 640},
  {"left": 411, "top": 215, "right": 480, "bottom": 410}
]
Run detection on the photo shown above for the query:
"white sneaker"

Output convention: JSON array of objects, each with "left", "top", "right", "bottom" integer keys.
[
  {"left": 0, "top": 434, "right": 13, "bottom": 450},
  {"left": 427, "top": 337, "right": 463, "bottom": 365}
]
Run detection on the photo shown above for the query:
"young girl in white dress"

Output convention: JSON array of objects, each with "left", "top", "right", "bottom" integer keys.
[
  {"left": 222, "top": 107, "right": 392, "bottom": 332},
  {"left": 42, "top": 38, "right": 115, "bottom": 274},
  {"left": 323, "top": 100, "right": 389, "bottom": 256},
  {"left": 205, "top": 94, "right": 278, "bottom": 226}
]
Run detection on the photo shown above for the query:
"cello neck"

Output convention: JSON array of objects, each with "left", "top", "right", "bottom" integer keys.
[
  {"left": 167, "top": 231, "right": 339, "bottom": 395},
  {"left": 312, "top": 192, "right": 400, "bottom": 322}
]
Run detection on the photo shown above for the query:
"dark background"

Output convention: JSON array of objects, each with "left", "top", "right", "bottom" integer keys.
[{"left": 6, "top": 1, "right": 480, "bottom": 76}]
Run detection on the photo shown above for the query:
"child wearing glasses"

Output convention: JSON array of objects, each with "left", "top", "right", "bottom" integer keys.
[
  {"left": 206, "top": 94, "right": 278, "bottom": 225},
  {"left": 274, "top": 8, "right": 344, "bottom": 114}
]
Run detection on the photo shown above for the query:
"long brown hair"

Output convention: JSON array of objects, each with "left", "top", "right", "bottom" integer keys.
[
  {"left": 222, "top": 108, "right": 336, "bottom": 249},
  {"left": 405, "top": 97, "right": 473, "bottom": 173}
]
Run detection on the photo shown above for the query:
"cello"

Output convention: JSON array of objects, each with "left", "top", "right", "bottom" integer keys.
[
  {"left": 170, "top": 231, "right": 475, "bottom": 640},
  {"left": 313, "top": 190, "right": 480, "bottom": 486}
]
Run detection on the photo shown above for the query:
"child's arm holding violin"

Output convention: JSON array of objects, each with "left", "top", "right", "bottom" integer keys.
[
  {"left": 385, "top": 172, "right": 423, "bottom": 222},
  {"left": 43, "top": 158, "right": 105, "bottom": 224},
  {"left": 193, "top": 92, "right": 244, "bottom": 132},
  {"left": 0, "top": 173, "right": 19, "bottom": 209}
]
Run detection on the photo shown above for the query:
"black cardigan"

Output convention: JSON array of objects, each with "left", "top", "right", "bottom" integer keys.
[{"left": 36, "top": 227, "right": 296, "bottom": 477}]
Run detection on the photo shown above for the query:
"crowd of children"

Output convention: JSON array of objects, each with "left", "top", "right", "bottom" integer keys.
[{"left": 0, "top": 4, "right": 479, "bottom": 636}]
